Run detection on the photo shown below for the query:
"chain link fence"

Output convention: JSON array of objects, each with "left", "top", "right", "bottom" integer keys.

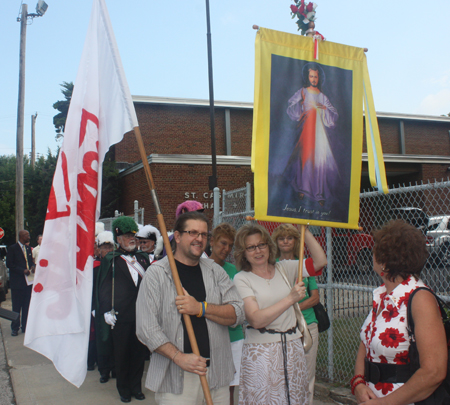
[
  {"left": 215, "top": 183, "right": 252, "bottom": 231},
  {"left": 218, "top": 180, "right": 450, "bottom": 385},
  {"left": 99, "top": 200, "right": 144, "bottom": 231}
]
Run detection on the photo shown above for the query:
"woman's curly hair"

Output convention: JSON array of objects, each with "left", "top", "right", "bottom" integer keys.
[
  {"left": 271, "top": 224, "right": 300, "bottom": 259},
  {"left": 234, "top": 223, "right": 277, "bottom": 271},
  {"left": 373, "top": 219, "right": 428, "bottom": 281},
  {"left": 211, "top": 223, "right": 236, "bottom": 242}
]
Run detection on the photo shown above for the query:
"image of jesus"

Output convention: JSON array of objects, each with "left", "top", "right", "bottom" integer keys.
[{"left": 284, "top": 63, "right": 338, "bottom": 206}]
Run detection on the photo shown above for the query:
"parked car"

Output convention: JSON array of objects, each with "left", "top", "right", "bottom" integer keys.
[
  {"left": 425, "top": 215, "right": 450, "bottom": 266},
  {"left": 389, "top": 207, "right": 429, "bottom": 230},
  {"left": 387, "top": 207, "right": 446, "bottom": 267},
  {"left": 309, "top": 226, "right": 374, "bottom": 273}
]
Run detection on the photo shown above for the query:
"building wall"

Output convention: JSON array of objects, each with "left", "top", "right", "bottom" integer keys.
[
  {"left": 362, "top": 119, "right": 401, "bottom": 154},
  {"left": 404, "top": 121, "right": 450, "bottom": 155},
  {"left": 115, "top": 104, "right": 253, "bottom": 163},
  {"left": 378, "top": 119, "right": 401, "bottom": 154},
  {"left": 119, "top": 163, "right": 253, "bottom": 227},
  {"left": 114, "top": 100, "right": 450, "bottom": 221},
  {"left": 229, "top": 108, "right": 253, "bottom": 156},
  {"left": 119, "top": 105, "right": 450, "bottom": 160},
  {"left": 358, "top": 118, "right": 450, "bottom": 156},
  {"left": 422, "top": 163, "right": 450, "bottom": 182}
]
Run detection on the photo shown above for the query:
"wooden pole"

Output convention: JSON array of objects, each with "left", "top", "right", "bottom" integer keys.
[
  {"left": 132, "top": 126, "right": 213, "bottom": 405},
  {"left": 297, "top": 224, "right": 306, "bottom": 280}
]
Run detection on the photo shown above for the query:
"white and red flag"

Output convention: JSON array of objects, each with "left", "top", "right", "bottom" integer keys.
[{"left": 24, "top": 0, "right": 138, "bottom": 387}]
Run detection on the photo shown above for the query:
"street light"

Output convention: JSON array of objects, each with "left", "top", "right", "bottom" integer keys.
[
  {"left": 36, "top": 1, "right": 48, "bottom": 16},
  {"left": 15, "top": 1, "right": 48, "bottom": 239}
]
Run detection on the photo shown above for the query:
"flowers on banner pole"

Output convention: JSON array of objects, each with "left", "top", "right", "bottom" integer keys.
[{"left": 290, "top": 1, "right": 318, "bottom": 35}]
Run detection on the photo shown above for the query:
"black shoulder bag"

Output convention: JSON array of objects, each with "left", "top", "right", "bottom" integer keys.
[
  {"left": 308, "top": 283, "right": 330, "bottom": 333},
  {"left": 407, "top": 287, "right": 450, "bottom": 404}
]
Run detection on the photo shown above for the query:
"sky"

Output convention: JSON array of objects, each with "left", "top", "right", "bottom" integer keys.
[{"left": 1, "top": 0, "right": 450, "bottom": 158}]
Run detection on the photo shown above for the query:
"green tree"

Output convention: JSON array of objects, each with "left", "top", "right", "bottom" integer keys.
[
  {"left": 52, "top": 81, "right": 121, "bottom": 219},
  {"left": 0, "top": 152, "right": 57, "bottom": 247},
  {"left": 0, "top": 156, "right": 17, "bottom": 246},
  {"left": 24, "top": 150, "right": 58, "bottom": 240},
  {"left": 52, "top": 81, "right": 74, "bottom": 140}
]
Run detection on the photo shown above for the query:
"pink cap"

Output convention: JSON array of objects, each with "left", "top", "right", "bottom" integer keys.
[{"left": 175, "top": 200, "right": 204, "bottom": 218}]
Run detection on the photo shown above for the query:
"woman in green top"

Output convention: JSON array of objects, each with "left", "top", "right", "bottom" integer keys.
[
  {"left": 210, "top": 223, "right": 244, "bottom": 405},
  {"left": 272, "top": 224, "right": 323, "bottom": 405}
]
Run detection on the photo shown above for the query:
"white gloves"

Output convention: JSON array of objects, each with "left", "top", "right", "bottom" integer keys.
[{"left": 104, "top": 312, "right": 117, "bottom": 327}]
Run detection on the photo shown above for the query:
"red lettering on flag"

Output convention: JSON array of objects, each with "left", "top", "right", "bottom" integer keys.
[
  {"left": 46, "top": 151, "right": 71, "bottom": 220},
  {"left": 79, "top": 109, "right": 99, "bottom": 147},
  {"left": 76, "top": 109, "right": 100, "bottom": 272},
  {"left": 61, "top": 151, "right": 71, "bottom": 201}
]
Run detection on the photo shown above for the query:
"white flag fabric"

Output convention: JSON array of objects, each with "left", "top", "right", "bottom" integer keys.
[{"left": 24, "top": 0, "right": 138, "bottom": 388}]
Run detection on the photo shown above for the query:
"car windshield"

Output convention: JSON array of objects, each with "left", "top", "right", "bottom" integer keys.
[
  {"left": 389, "top": 208, "right": 428, "bottom": 230},
  {"left": 426, "top": 217, "right": 448, "bottom": 232}
]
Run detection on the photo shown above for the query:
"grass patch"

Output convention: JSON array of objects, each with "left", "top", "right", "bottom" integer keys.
[{"left": 315, "top": 315, "right": 366, "bottom": 385}]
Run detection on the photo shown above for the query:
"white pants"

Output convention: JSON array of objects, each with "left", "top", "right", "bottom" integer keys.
[
  {"left": 230, "top": 339, "right": 244, "bottom": 386},
  {"left": 155, "top": 369, "right": 230, "bottom": 405},
  {"left": 305, "top": 323, "right": 319, "bottom": 405}
]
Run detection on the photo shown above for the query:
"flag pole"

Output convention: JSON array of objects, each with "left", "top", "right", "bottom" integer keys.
[
  {"left": 132, "top": 126, "right": 214, "bottom": 405},
  {"left": 110, "top": 236, "right": 118, "bottom": 328},
  {"left": 297, "top": 224, "right": 306, "bottom": 281}
]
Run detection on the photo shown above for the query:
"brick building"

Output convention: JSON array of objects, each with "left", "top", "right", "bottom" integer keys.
[{"left": 113, "top": 96, "right": 450, "bottom": 226}]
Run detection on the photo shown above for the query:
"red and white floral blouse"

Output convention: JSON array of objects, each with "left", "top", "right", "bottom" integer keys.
[{"left": 360, "top": 275, "right": 427, "bottom": 401}]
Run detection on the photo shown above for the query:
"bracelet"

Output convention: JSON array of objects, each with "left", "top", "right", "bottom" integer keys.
[
  {"left": 351, "top": 379, "right": 365, "bottom": 395},
  {"left": 195, "top": 302, "right": 208, "bottom": 318},
  {"left": 350, "top": 374, "right": 365, "bottom": 387},
  {"left": 197, "top": 302, "right": 203, "bottom": 317},
  {"left": 171, "top": 350, "right": 180, "bottom": 362}
]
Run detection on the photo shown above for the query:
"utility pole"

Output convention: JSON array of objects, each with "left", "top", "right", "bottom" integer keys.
[
  {"left": 16, "top": 3, "right": 28, "bottom": 238},
  {"left": 15, "top": 1, "right": 48, "bottom": 239},
  {"left": 205, "top": 0, "right": 217, "bottom": 190},
  {"left": 31, "top": 112, "right": 37, "bottom": 169}
]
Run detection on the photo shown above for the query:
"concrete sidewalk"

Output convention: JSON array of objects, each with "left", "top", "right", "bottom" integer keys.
[{"left": 1, "top": 293, "right": 340, "bottom": 405}]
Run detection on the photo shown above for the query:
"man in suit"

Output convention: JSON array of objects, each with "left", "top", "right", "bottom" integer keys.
[
  {"left": 6, "top": 229, "right": 35, "bottom": 336},
  {"left": 94, "top": 230, "right": 116, "bottom": 382},
  {"left": 96, "top": 217, "right": 150, "bottom": 403}
]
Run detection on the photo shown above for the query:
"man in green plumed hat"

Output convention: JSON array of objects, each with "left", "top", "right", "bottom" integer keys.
[{"left": 96, "top": 216, "right": 151, "bottom": 403}]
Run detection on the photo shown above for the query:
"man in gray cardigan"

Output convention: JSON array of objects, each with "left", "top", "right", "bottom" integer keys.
[{"left": 136, "top": 211, "right": 244, "bottom": 404}]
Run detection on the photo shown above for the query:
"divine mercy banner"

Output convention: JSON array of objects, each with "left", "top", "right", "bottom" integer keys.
[{"left": 252, "top": 27, "right": 388, "bottom": 229}]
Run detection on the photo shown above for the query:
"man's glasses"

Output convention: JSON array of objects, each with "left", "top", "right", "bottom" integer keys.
[
  {"left": 245, "top": 242, "right": 268, "bottom": 252},
  {"left": 180, "top": 230, "right": 210, "bottom": 240}
]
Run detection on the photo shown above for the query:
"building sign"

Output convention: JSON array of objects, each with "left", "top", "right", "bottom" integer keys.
[{"left": 183, "top": 191, "right": 221, "bottom": 210}]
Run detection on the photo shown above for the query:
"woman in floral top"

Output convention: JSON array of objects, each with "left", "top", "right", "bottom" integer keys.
[{"left": 353, "top": 220, "right": 447, "bottom": 404}]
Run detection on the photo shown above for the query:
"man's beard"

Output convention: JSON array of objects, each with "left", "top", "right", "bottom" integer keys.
[
  {"left": 121, "top": 242, "right": 136, "bottom": 252},
  {"left": 140, "top": 245, "right": 154, "bottom": 253}
]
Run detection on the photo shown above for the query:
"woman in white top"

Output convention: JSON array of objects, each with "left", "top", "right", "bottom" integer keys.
[{"left": 233, "top": 224, "right": 327, "bottom": 405}]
